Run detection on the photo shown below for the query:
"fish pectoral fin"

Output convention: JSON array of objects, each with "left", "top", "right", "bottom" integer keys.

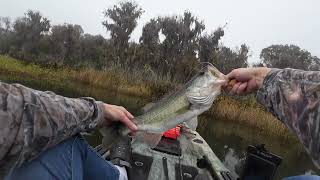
[
  {"left": 185, "top": 116, "right": 198, "bottom": 130},
  {"left": 133, "top": 131, "right": 163, "bottom": 148}
]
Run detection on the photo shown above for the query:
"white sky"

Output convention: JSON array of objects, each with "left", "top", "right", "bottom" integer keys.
[{"left": 0, "top": 0, "right": 319, "bottom": 63}]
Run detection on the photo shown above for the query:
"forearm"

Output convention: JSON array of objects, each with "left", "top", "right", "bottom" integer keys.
[
  {"left": 257, "top": 68, "right": 320, "bottom": 167},
  {"left": 0, "top": 82, "right": 105, "bottom": 167}
]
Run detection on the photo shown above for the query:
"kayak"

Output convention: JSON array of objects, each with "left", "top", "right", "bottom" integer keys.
[{"left": 96, "top": 127, "right": 234, "bottom": 180}]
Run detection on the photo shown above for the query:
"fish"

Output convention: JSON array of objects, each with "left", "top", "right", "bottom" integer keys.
[{"left": 100, "top": 64, "right": 226, "bottom": 149}]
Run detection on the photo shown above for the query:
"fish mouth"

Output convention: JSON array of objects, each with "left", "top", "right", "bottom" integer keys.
[
  {"left": 208, "top": 65, "right": 225, "bottom": 79},
  {"left": 187, "top": 64, "right": 226, "bottom": 107}
]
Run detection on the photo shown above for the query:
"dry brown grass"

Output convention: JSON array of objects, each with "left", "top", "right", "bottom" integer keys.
[
  {"left": 69, "top": 68, "right": 171, "bottom": 98},
  {"left": 206, "top": 96, "right": 293, "bottom": 140},
  {"left": 0, "top": 55, "right": 159, "bottom": 98}
]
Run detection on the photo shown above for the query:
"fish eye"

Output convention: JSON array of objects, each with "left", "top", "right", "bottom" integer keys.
[{"left": 199, "top": 71, "right": 205, "bottom": 75}]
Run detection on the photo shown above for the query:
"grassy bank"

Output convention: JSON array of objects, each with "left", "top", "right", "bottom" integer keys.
[
  {"left": 0, "top": 55, "right": 293, "bottom": 140},
  {"left": 206, "top": 96, "right": 294, "bottom": 141},
  {"left": 0, "top": 55, "right": 174, "bottom": 98}
]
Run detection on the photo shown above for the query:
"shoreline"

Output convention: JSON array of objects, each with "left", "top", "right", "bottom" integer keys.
[{"left": 0, "top": 55, "right": 294, "bottom": 140}]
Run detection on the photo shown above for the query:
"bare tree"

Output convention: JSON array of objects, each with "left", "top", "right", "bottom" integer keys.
[
  {"left": 13, "top": 10, "right": 50, "bottom": 56},
  {"left": 140, "top": 18, "right": 161, "bottom": 52},
  {"left": 0, "top": 17, "right": 11, "bottom": 32},
  {"left": 50, "top": 24, "right": 84, "bottom": 64},
  {"left": 0, "top": 17, "right": 13, "bottom": 54},
  {"left": 211, "top": 44, "right": 249, "bottom": 74},
  {"left": 198, "top": 27, "right": 224, "bottom": 62},
  {"left": 156, "top": 11, "right": 205, "bottom": 80},
  {"left": 102, "top": 1, "right": 143, "bottom": 63},
  {"left": 139, "top": 18, "right": 161, "bottom": 68}
]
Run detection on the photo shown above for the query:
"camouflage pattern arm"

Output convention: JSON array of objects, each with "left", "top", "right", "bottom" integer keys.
[
  {"left": 0, "top": 82, "right": 105, "bottom": 172},
  {"left": 257, "top": 68, "right": 320, "bottom": 167}
]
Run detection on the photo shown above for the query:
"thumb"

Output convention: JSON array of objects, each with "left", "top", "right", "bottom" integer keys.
[{"left": 226, "top": 69, "right": 237, "bottom": 80}]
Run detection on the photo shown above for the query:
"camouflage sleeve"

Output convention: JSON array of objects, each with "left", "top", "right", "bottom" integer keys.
[
  {"left": 0, "top": 82, "right": 105, "bottom": 168},
  {"left": 257, "top": 68, "right": 320, "bottom": 167}
]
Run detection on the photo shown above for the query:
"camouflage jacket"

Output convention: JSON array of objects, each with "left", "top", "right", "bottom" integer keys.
[
  {"left": 257, "top": 68, "right": 320, "bottom": 168},
  {"left": 0, "top": 82, "right": 105, "bottom": 178}
]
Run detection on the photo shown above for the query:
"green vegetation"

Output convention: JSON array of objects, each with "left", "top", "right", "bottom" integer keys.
[
  {"left": 0, "top": 55, "right": 173, "bottom": 98},
  {"left": 1, "top": 1, "right": 318, "bottom": 80},
  {"left": 0, "top": 2, "right": 249, "bottom": 83}
]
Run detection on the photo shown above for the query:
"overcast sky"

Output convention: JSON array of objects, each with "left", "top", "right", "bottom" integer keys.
[{"left": 1, "top": 0, "right": 319, "bottom": 63}]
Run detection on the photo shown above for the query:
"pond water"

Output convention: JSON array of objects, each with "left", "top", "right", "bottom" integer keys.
[{"left": 1, "top": 75, "right": 319, "bottom": 179}]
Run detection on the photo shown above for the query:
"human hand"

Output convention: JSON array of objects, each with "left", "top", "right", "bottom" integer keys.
[
  {"left": 224, "top": 67, "right": 271, "bottom": 95},
  {"left": 102, "top": 104, "right": 137, "bottom": 132}
]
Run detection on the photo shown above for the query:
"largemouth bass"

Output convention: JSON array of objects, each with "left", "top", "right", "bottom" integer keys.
[{"left": 100, "top": 64, "right": 226, "bottom": 148}]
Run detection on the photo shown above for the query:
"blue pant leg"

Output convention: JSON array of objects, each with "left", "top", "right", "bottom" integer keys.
[
  {"left": 80, "top": 139, "right": 120, "bottom": 180},
  {"left": 6, "top": 137, "right": 78, "bottom": 180},
  {"left": 283, "top": 175, "right": 320, "bottom": 180},
  {"left": 6, "top": 136, "right": 119, "bottom": 180}
]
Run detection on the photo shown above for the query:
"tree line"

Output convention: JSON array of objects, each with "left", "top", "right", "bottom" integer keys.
[{"left": 0, "top": 1, "right": 319, "bottom": 82}]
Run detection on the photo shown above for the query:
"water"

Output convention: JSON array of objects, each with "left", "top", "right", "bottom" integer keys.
[
  {"left": 1, "top": 75, "right": 319, "bottom": 179},
  {"left": 197, "top": 117, "right": 319, "bottom": 179}
]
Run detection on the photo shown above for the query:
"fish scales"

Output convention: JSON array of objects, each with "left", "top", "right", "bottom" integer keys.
[{"left": 138, "top": 93, "right": 189, "bottom": 126}]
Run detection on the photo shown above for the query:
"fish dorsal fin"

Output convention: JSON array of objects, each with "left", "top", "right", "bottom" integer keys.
[{"left": 139, "top": 89, "right": 185, "bottom": 115}]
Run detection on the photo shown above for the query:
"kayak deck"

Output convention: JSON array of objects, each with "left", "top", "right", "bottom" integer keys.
[{"left": 97, "top": 128, "right": 234, "bottom": 180}]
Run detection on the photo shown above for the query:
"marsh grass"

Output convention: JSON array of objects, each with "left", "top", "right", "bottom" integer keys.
[
  {"left": 0, "top": 55, "right": 293, "bottom": 139},
  {"left": 206, "top": 96, "right": 293, "bottom": 140},
  {"left": 0, "top": 55, "right": 174, "bottom": 98}
]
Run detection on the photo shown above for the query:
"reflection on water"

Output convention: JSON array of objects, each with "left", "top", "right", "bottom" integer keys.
[
  {"left": 197, "top": 117, "right": 319, "bottom": 179},
  {"left": 1, "top": 76, "right": 319, "bottom": 179},
  {"left": 223, "top": 148, "right": 242, "bottom": 178}
]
